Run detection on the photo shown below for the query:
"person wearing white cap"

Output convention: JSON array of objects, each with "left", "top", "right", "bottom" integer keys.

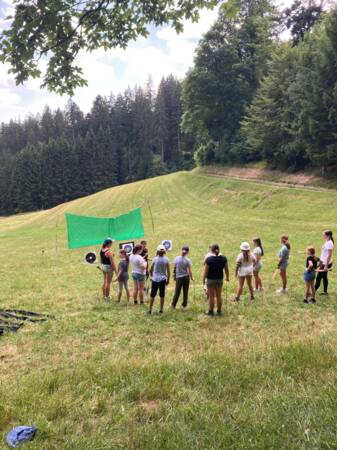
[
  {"left": 234, "top": 242, "right": 256, "bottom": 302},
  {"left": 148, "top": 245, "right": 170, "bottom": 314}
]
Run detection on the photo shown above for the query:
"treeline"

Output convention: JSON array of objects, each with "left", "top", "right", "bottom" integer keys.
[
  {"left": 0, "top": 76, "right": 194, "bottom": 214},
  {"left": 182, "top": 0, "right": 337, "bottom": 174},
  {"left": 1, "top": 0, "right": 336, "bottom": 215}
]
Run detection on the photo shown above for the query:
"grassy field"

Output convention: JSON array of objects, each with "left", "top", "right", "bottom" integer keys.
[{"left": 1, "top": 170, "right": 337, "bottom": 450}]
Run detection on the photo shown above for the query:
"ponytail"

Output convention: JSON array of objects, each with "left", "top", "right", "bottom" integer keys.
[
  {"left": 324, "top": 230, "right": 334, "bottom": 243},
  {"left": 211, "top": 243, "right": 220, "bottom": 256},
  {"left": 253, "top": 237, "right": 264, "bottom": 256},
  {"left": 281, "top": 235, "right": 291, "bottom": 250}
]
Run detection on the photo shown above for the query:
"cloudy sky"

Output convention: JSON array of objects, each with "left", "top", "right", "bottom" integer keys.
[{"left": 0, "top": 0, "right": 291, "bottom": 123}]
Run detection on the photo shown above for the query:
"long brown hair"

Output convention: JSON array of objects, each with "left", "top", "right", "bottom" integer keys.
[
  {"left": 243, "top": 250, "right": 250, "bottom": 263},
  {"left": 281, "top": 235, "right": 291, "bottom": 250},
  {"left": 253, "top": 237, "right": 264, "bottom": 256},
  {"left": 324, "top": 230, "right": 334, "bottom": 243}
]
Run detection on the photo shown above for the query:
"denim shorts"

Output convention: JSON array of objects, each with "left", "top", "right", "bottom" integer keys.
[
  {"left": 279, "top": 261, "right": 288, "bottom": 270},
  {"left": 132, "top": 272, "right": 146, "bottom": 282},
  {"left": 207, "top": 278, "right": 223, "bottom": 288},
  {"left": 254, "top": 261, "right": 262, "bottom": 273},
  {"left": 102, "top": 264, "right": 112, "bottom": 273},
  {"left": 304, "top": 270, "right": 316, "bottom": 282}
]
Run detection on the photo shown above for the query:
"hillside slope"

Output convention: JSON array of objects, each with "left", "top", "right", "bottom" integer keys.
[{"left": 1, "top": 171, "right": 337, "bottom": 449}]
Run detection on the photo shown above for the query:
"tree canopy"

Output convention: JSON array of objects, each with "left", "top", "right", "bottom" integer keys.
[{"left": 0, "top": 0, "right": 222, "bottom": 95}]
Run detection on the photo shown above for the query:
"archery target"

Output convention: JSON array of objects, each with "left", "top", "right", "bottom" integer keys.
[
  {"left": 85, "top": 252, "right": 96, "bottom": 264},
  {"left": 119, "top": 242, "right": 134, "bottom": 255},
  {"left": 162, "top": 240, "right": 172, "bottom": 252}
]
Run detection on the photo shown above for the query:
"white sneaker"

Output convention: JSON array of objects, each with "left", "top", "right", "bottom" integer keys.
[{"left": 276, "top": 288, "right": 288, "bottom": 294}]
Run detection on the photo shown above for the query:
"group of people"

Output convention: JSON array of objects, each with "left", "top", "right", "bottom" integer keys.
[{"left": 99, "top": 230, "right": 334, "bottom": 316}]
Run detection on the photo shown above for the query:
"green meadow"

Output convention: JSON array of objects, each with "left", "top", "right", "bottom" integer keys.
[{"left": 1, "top": 170, "right": 337, "bottom": 450}]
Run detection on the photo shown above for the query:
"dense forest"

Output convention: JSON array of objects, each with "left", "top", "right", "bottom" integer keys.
[
  {"left": 183, "top": 0, "right": 337, "bottom": 173},
  {"left": 0, "top": 76, "right": 194, "bottom": 214},
  {"left": 0, "top": 0, "right": 336, "bottom": 215}
]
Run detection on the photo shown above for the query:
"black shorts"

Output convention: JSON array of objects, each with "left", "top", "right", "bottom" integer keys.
[{"left": 151, "top": 280, "right": 166, "bottom": 298}]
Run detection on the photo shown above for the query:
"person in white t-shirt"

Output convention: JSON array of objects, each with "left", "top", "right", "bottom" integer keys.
[
  {"left": 315, "top": 230, "right": 334, "bottom": 295},
  {"left": 252, "top": 237, "right": 264, "bottom": 292},
  {"left": 234, "top": 242, "right": 256, "bottom": 302},
  {"left": 129, "top": 244, "right": 147, "bottom": 305}
]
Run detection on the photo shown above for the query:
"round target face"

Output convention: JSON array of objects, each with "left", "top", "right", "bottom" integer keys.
[
  {"left": 162, "top": 240, "right": 172, "bottom": 251},
  {"left": 85, "top": 252, "right": 96, "bottom": 264},
  {"left": 123, "top": 244, "right": 133, "bottom": 254}
]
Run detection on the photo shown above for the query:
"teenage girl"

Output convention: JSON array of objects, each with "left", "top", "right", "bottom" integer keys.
[
  {"left": 116, "top": 249, "right": 130, "bottom": 303},
  {"left": 130, "top": 244, "right": 147, "bottom": 305},
  {"left": 100, "top": 238, "right": 117, "bottom": 300},
  {"left": 203, "top": 245, "right": 213, "bottom": 298},
  {"left": 234, "top": 242, "right": 256, "bottom": 302},
  {"left": 303, "top": 246, "right": 318, "bottom": 304},
  {"left": 172, "top": 246, "right": 193, "bottom": 309},
  {"left": 252, "top": 237, "right": 264, "bottom": 291},
  {"left": 315, "top": 230, "right": 334, "bottom": 295},
  {"left": 203, "top": 243, "right": 229, "bottom": 316},
  {"left": 277, "top": 235, "right": 291, "bottom": 294},
  {"left": 140, "top": 240, "right": 149, "bottom": 279},
  {"left": 148, "top": 245, "right": 170, "bottom": 314}
]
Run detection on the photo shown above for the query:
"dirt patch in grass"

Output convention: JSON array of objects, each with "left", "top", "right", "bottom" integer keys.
[
  {"left": 0, "top": 344, "right": 18, "bottom": 362},
  {"left": 139, "top": 399, "right": 161, "bottom": 413},
  {"left": 198, "top": 165, "right": 332, "bottom": 191},
  {"left": 209, "top": 196, "right": 218, "bottom": 204}
]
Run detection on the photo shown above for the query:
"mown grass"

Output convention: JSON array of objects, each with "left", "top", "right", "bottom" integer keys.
[{"left": 1, "top": 171, "right": 337, "bottom": 449}]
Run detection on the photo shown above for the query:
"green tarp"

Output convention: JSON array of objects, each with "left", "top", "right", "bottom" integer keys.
[{"left": 65, "top": 208, "right": 144, "bottom": 249}]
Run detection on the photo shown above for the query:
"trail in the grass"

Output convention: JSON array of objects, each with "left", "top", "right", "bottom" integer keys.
[{"left": 199, "top": 169, "right": 337, "bottom": 193}]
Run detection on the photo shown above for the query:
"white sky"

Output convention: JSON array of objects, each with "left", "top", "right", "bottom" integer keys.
[{"left": 0, "top": 0, "right": 293, "bottom": 122}]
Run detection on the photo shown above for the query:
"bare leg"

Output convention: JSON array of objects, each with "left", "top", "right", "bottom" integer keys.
[
  {"left": 117, "top": 281, "right": 123, "bottom": 302},
  {"left": 236, "top": 277, "right": 245, "bottom": 300},
  {"left": 125, "top": 281, "right": 130, "bottom": 302},
  {"left": 280, "top": 269, "right": 287, "bottom": 289},
  {"left": 246, "top": 276, "right": 254, "bottom": 299},
  {"left": 310, "top": 280, "right": 316, "bottom": 299},
  {"left": 159, "top": 297, "right": 165, "bottom": 312},
  {"left": 105, "top": 272, "right": 113, "bottom": 298},
  {"left": 139, "top": 281, "right": 145, "bottom": 304},
  {"left": 133, "top": 280, "right": 139, "bottom": 303},
  {"left": 149, "top": 296, "right": 155, "bottom": 312},
  {"left": 253, "top": 272, "right": 259, "bottom": 290},
  {"left": 215, "top": 286, "right": 222, "bottom": 313},
  {"left": 102, "top": 273, "right": 107, "bottom": 298},
  {"left": 305, "top": 281, "right": 310, "bottom": 300},
  {"left": 208, "top": 287, "right": 215, "bottom": 312}
]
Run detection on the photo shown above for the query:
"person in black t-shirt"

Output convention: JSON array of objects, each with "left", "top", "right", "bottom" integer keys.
[
  {"left": 100, "top": 238, "right": 117, "bottom": 300},
  {"left": 202, "top": 243, "right": 229, "bottom": 316},
  {"left": 303, "top": 246, "right": 318, "bottom": 304}
]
